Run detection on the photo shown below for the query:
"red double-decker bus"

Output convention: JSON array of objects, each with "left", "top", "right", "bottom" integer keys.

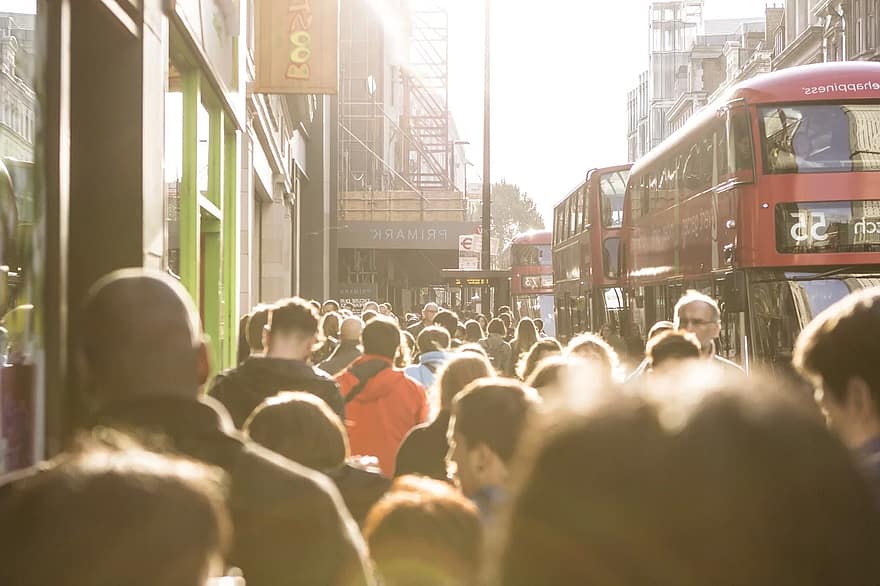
[
  {"left": 499, "top": 229, "right": 555, "bottom": 337},
  {"left": 552, "top": 164, "right": 631, "bottom": 341},
  {"left": 622, "top": 61, "right": 880, "bottom": 371}
]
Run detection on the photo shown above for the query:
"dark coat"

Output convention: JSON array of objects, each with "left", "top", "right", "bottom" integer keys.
[
  {"left": 319, "top": 341, "right": 363, "bottom": 376},
  {"left": 326, "top": 463, "right": 391, "bottom": 526},
  {"left": 209, "top": 357, "right": 344, "bottom": 428},
  {"left": 393, "top": 410, "right": 451, "bottom": 482},
  {"left": 0, "top": 397, "right": 373, "bottom": 586}
]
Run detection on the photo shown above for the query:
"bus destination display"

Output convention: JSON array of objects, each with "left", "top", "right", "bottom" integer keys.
[{"left": 775, "top": 201, "right": 880, "bottom": 253}]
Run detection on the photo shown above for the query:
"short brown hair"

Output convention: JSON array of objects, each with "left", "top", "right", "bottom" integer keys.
[
  {"left": 451, "top": 378, "right": 537, "bottom": 464},
  {"left": 362, "top": 316, "right": 401, "bottom": 359},
  {"left": 438, "top": 353, "right": 494, "bottom": 411},
  {"left": 246, "top": 304, "right": 272, "bottom": 351},
  {"left": 245, "top": 392, "right": 348, "bottom": 470},
  {"left": 417, "top": 325, "right": 451, "bottom": 353},
  {"left": 795, "top": 287, "right": 880, "bottom": 410},
  {"left": 0, "top": 435, "right": 231, "bottom": 586},
  {"left": 566, "top": 333, "right": 618, "bottom": 379},
  {"left": 268, "top": 297, "right": 320, "bottom": 339},
  {"left": 518, "top": 338, "right": 563, "bottom": 381},
  {"left": 646, "top": 330, "right": 701, "bottom": 370},
  {"left": 487, "top": 318, "right": 506, "bottom": 336},
  {"left": 364, "top": 475, "right": 482, "bottom": 586}
]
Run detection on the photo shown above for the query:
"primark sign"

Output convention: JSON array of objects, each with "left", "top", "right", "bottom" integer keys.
[{"left": 338, "top": 221, "right": 479, "bottom": 250}]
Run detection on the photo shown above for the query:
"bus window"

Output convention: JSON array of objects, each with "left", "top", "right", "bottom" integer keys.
[
  {"left": 600, "top": 170, "right": 627, "bottom": 228},
  {"left": 513, "top": 244, "right": 552, "bottom": 267},
  {"left": 603, "top": 237, "right": 620, "bottom": 279},
  {"left": 730, "top": 108, "right": 753, "bottom": 176}
]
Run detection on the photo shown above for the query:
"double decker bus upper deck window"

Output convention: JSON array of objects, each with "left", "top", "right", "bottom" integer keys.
[
  {"left": 513, "top": 244, "right": 552, "bottom": 267},
  {"left": 600, "top": 170, "right": 628, "bottom": 228},
  {"left": 760, "top": 103, "right": 880, "bottom": 174}
]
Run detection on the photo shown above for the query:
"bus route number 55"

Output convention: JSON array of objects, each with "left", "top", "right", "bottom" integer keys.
[{"left": 789, "top": 211, "right": 829, "bottom": 243}]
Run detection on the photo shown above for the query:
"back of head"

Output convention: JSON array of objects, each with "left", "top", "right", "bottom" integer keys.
[
  {"left": 794, "top": 287, "right": 880, "bottom": 403},
  {"left": 646, "top": 330, "right": 701, "bottom": 370},
  {"left": 519, "top": 338, "right": 563, "bottom": 381},
  {"left": 491, "top": 367, "right": 880, "bottom": 586},
  {"left": 417, "top": 326, "right": 451, "bottom": 354},
  {"left": 487, "top": 318, "right": 506, "bottom": 337},
  {"left": 648, "top": 320, "right": 674, "bottom": 340},
  {"left": 81, "top": 269, "right": 203, "bottom": 399},
  {"left": 364, "top": 475, "right": 482, "bottom": 586},
  {"left": 363, "top": 316, "right": 402, "bottom": 359},
  {"left": 0, "top": 435, "right": 231, "bottom": 586},
  {"left": 565, "top": 333, "right": 618, "bottom": 380},
  {"left": 245, "top": 392, "right": 348, "bottom": 470},
  {"left": 268, "top": 297, "right": 319, "bottom": 342},
  {"left": 464, "top": 320, "right": 484, "bottom": 343},
  {"left": 433, "top": 310, "right": 459, "bottom": 338},
  {"left": 363, "top": 301, "right": 380, "bottom": 315},
  {"left": 339, "top": 316, "right": 365, "bottom": 343},
  {"left": 322, "top": 299, "right": 340, "bottom": 314},
  {"left": 499, "top": 313, "right": 512, "bottom": 330},
  {"left": 514, "top": 318, "right": 538, "bottom": 351},
  {"left": 246, "top": 304, "right": 272, "bottom": 352},
  {"left": 438, "top": 353, "right": 494, "bottom": 412},
  {"left": 451, "top": 378, "right": 537, "bottom": 465},
  {"left": 362, "top": 310, "right": 379, "bottom": 323}
]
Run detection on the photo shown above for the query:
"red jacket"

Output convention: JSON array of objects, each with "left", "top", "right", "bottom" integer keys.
[{"left": 336, "top": 355, "right": 428, "bottom": 477}]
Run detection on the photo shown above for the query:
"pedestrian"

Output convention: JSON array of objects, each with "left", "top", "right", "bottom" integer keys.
[
  {"left": 479, "top": 318, "right": 512, "bottom": 373},
  {"left": 566, "top": 332, "right": 618, "bottom": 383},
  {"left": 0, "top": 436, "right": 234, "bottom": 586},
  {"left": 447, "top": 378, "right": 538, "bottom": 521},
  {"left": 626, "top": 319, "right": 675, "bottom": 381},
  {"left": 311, "top": 311, "right": 340, "bottom": 364},
  {"left": 506, "top": 318, "right": 539, "bottom": 377},
  {"left": 674, "top": 290, "right": 741, "bottom": 370},
  {"left": 464, "top": 319, "right": 484, "bottom": 343},
  {"left": 245, "top": 391, "right": 390, "bottom": 526},
  {"left": 517, "top": 338, "right": 562, "bottom": 381},
  {"left": 395, "top": 353, "right": 494, "bottom": 481},
  {"left": 236, "top": 312, "right": 250, "bottom": 365},
  {"left": 336, "top": 317, "right": 429, "bottom": 477},
  {"left": 244, "top": 303, "right": 272, "bottom": 357},
  {"left": 321, "top": 299, "right": 340, "bottom": 315},
  {"left": 534, "top": 317, "right": 546, "bottom": 337},
  {"left": 364, "top": 476, "right": 483, "bottom": 586},
  {"left": 318, "top": 316, "right": 364, "bottom": 376},
  {"left": 432, "top": 308, "right": 462, "bottom": 347},
  {"left": 41, "top": 269, "right": 373, "bottom": 586},
  {"left": 794, "top": 287, "right": 880, "bottom": 507},
  {"left": 645, "top": 330, "right": 702, "bottom": 372},
  {"left": 209, "top": 297, "right": 345, "bottom": 426},
  {"left": 486, "top": 367, "right": 880, "bottom": 586},
  {"left": 405, "top": 326, "right": 451, "bottom": 391}
]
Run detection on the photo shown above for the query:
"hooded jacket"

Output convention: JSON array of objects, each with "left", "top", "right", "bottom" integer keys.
[
  {"left": 404, "top": 350, "right": 450, "bottom": 389},
  {"left": 336, "top": 355, "right": 428, "bottom": 477},
  {"left": 209, "top": 357, "right": 344, "bottom": 428}
]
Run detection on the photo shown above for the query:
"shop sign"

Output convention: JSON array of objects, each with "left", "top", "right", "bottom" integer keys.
[
  {"left": 254, "top": 0, "right": 339, "bottom": 95},
  {"left": 338, "top": 221, "right": 478, "bottom": 251},
  {"left": 338, "top": 283, "right": 379, "bottom": 312}
]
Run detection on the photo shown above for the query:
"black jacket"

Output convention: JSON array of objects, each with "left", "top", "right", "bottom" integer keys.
[
  {"left": 0, "top": 397, "right": 373, "bottom": 586},
  {"left": 319, "top": 341, "right": 363, "bottom": 376},
  {"left": 327, "top": 463, "right": 391, "bottom": 526},
  {"left": 209, "top": 357, "right": 345, "bottom": 428},
  {"left": 393, "top": 410, "right": 451, "bottom": 482}
]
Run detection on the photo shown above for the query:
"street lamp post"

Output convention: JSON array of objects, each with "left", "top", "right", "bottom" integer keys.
[
  {"left": 481, "top": 0, "right": 492, "bottom": 313},
  {"left": 450, "top": 140, "right": 470, "bottom": 192}
]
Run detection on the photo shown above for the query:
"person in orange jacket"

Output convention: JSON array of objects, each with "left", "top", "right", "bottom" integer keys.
[{"left": 336, "top": 317, "right": 429, "bottom": 477}]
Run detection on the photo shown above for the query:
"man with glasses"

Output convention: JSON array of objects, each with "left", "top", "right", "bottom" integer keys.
[
  {"left": 674, "top": 290, "right": 742, "bottom": 371},
  {"left": 407, "top": 302, "right": 439, "bottom": 338}
]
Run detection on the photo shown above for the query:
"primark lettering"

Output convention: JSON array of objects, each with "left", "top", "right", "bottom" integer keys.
[{"left": 370, "top": 227, "right": 450, "bottom": 242}]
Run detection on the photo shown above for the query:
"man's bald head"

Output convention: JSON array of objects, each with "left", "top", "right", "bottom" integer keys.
[
  {"left": 81, "top": 269, "right": 207, "bottom": 400},
  {"left": 339, "top": 317, "right": 364, "bottom": 343}
]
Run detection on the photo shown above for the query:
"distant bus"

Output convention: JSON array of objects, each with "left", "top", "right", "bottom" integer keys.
[
  {"left": 622, "top": 61, "right": 880, "bottom": 371},
  {"left": 552, "top": 164, "right": 631, "bottom": 341},
  {"left": 499, "top": 229, "right": 555, "bottom": 336}
]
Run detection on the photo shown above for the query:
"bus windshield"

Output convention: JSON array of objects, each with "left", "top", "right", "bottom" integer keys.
[
  {"left": 600, "top": 170, "right": 628, "bottom": 228},
  {"left": 760, "top": 103, "right": 880, "bottom": 174}
]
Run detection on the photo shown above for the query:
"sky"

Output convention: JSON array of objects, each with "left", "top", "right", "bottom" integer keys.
[{"left": 444, "top": 0, "right": 774, "bottom": 225}]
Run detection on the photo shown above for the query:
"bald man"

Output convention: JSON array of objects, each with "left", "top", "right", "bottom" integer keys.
[
  {"left": 65, "top": 269, "right": 373, "bottom": 586},
  {"left": 319, "top": 316, "right": 364, "bottom": 376}
]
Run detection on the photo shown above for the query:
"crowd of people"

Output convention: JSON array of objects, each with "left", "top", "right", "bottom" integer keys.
[{"left": 0, "top": 269, "right": 879, "bottom": 585}]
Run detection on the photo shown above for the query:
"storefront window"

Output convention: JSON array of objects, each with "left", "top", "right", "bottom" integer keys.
[{"left": 0, "top": 5, "right": 43, "bottom": 473}]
